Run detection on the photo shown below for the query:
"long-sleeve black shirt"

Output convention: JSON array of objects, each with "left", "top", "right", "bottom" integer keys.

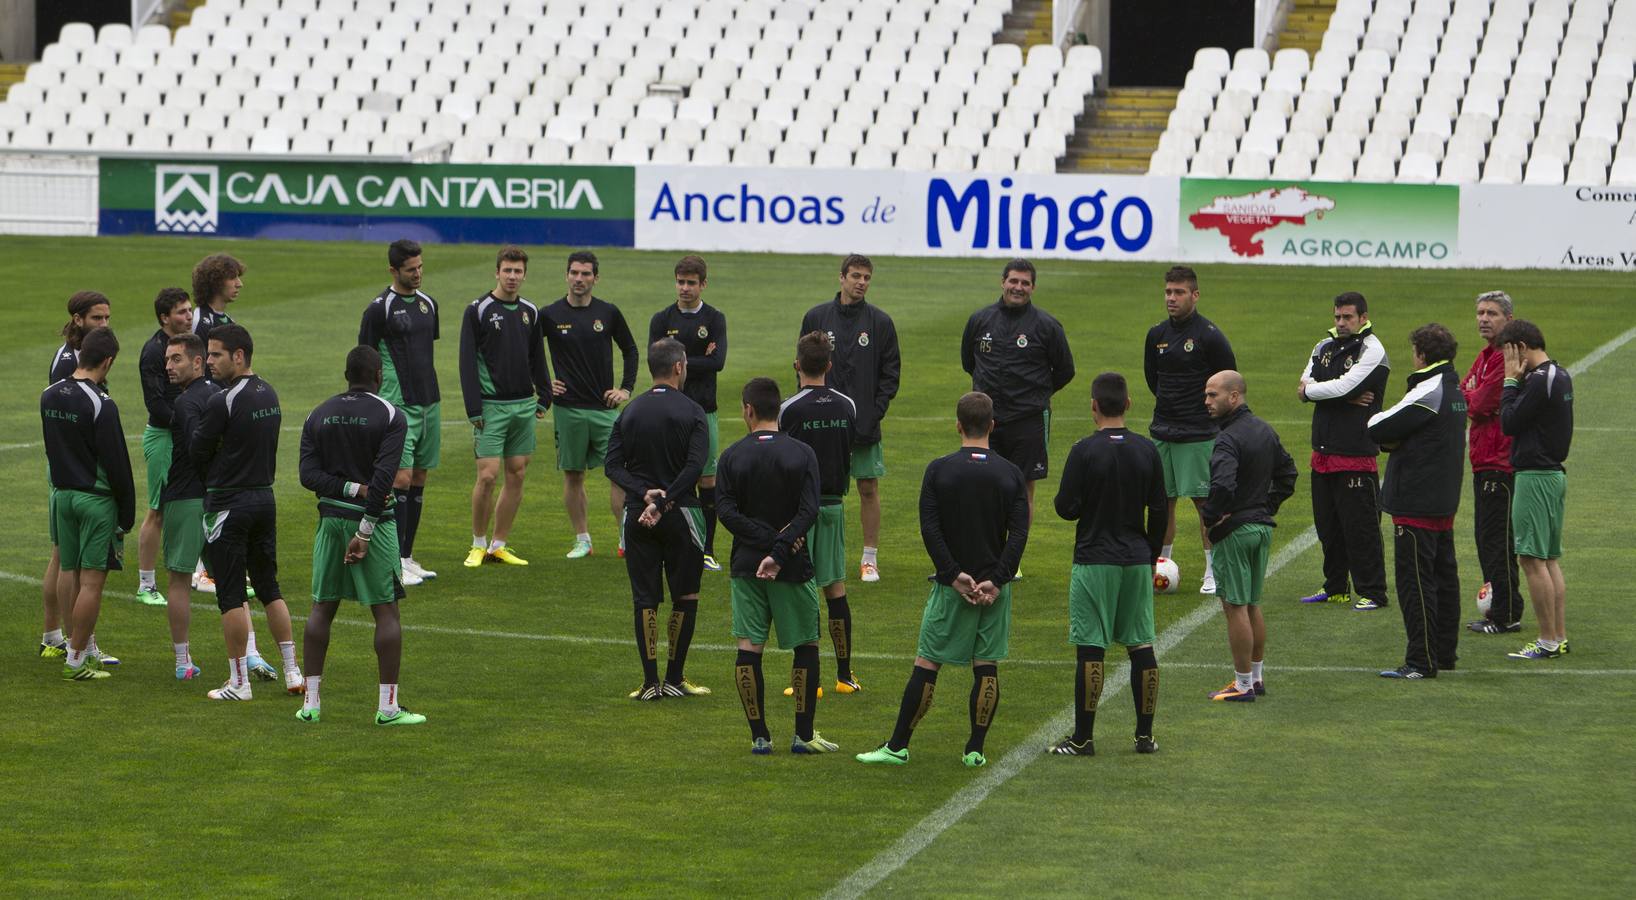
[
  {"left": 920, "top": 445, "right": 1029, "bottom": 586},
  {"left": 543, "top": 296, "right": 638, "bottom": 408},
  {"left": 41, "top": 377, "right": 136, "bottom": 532},
  {"left": 192, "top": 305, "right": 234, "bottom": 338},
  {"left": 604, "top": 385, "right": 709, "bottom": 511},
  {"left": 1054, "top": 427, "right": 1168, "bottom": 566},
  {"left": 1367, "top": 362, "right": 1466, "bottom": 519},
  {"left": 299, "top": 391, "right": 408, "bottom": 525},
  {"left": 1502, "top": 359, "right": 1573, "bottom": 471},
  {"left": 799, "top": 295, "right": 900, "bottom": 446},
  {"left": 191, "top": 373, "right": 281, "bottom": 512},
  {"left": 1201, "top": 405, "right": 1298, "bottom": 543},
  {"left": 458, "top": 293, "right": 551, "bottom": 421},
  {"left": 778, "top": 385, "right": 856, "bottom": 498},
  {"left": 1144, "top": 312, "right": 1236, "bottom": 442},
  {"left": 716, "top": 429, "right": 820, "bottom": 582},
  {"left": 1302, "top": 325, "right": 1390, "bottom": 457},
  {"left": 163, "top": 378, "right": 218, "bottom": 503},
  {"left": 649, "top": 302, "right": 727, "bottom": 413},
  {"left": 961, "top": 299, "right": 1075, "bottom": 423},
  {"left": 139, "top": 328, "right": 183, "bottom": 428},
  {"left": 358, "top": 287, "right": 441, "bottom": 407}
]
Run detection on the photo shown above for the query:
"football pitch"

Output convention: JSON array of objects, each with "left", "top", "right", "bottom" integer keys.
[{"left": 1, "top": 236, "right": 1632, "bottom": 897}]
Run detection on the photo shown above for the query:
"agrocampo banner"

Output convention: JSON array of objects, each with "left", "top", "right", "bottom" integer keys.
[
  {"left": 1180, "top": 178, "right": 1459, "bottom": 266},
  {"left": 98, "top": 159, "right": 636, "bottom": 245}
]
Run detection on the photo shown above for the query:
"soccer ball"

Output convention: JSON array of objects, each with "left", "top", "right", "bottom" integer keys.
[
  {"left": 1475, "top": 581, "right": 1493, "bottom": 617},
  {"left": 1154, "top": 558, "right": 1180, "bottom": 594}
]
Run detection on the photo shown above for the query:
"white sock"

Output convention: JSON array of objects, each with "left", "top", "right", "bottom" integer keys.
[
  {"left": 43, "top": 628, "right": 64, "bottom": 645},
  {"left": 195, "top": 560, "right": 207, "bottom": 575},
  {"left": 303, "top": 675, "right": 322, "bottom": 710},
  {"left": 88, "top": 633, "right": 99, "bottom": 652},
  {"left": 1204, "top": 549, "right": 1214, "bottom": 577},
  {"left": 576, "top": 532, "right": 591, "bottom": 544},
  {"left": 472, "top": 534, "right": 487, "bottom": 549},
  {"left": 1161, "top": 543, "right": 1174, "bottom": 559},
  {"left": 489, "top": 539, "right": 506, "bottom": 551},
  {"left": 67, "top": 647, "right": 87, "bottom": 667},
  {"left": 1235, "top": 670, "right": 1253, "bottom": 692},
  {"left": 1251, "top": 660, "right": 1264, "bottom": 683},
  {"left": 861, "top": 546, "right": 878, "bottom": 565},
  {"left": 1538, "top": 637, "right": 1561, "bottom": 651},
  {"left": 379, "top": 683, "right": 399, "bottom": 714},
  {"left": 174, "top": 642, "right": 190, "bottom": 667},
  {"left": 139, "top": 569, "right": 156, "bottom": 590},
  {"left": 278, "top": 640, "right": 297, "bottom": 673},
  {"left": 230, "top": 657, "right": 248, "bottom": 688},
  {"left": 246, "top": 630, "right": 260, "bottom": 658}
]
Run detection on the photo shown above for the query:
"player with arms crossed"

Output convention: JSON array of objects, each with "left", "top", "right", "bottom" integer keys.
[
  {"left": 544, "top": 250, "right": 639, "bottom": 560},
  {"left": 1144, "top": 266, "right": 1236, "bottom": 595},
  {"left": 191, "top": 324, "right": 302, "bottom": 699},
  {"left": 649, "top": 255, "right": 728, "bottom": 569},
  {"left": 134, "top": 288, "right": 193, "bottom": 607},
  {"left": 296, "top": 346, "right": 425, "bottom": 726},
  {"left": 42, "top": 327, "right": 133, "bottom": 681},
  {"left": 856, "top": 392, "right": 1029, "bottom": 768},
  {"left": 779, "top": 331, "right": 861, "bottom": 694},
  {"left": 717, "top": 377, "right": 836, "bottom": 755},
  {"left": 358, "top": 239, "right": 442, "bottom": 586},
  {"left": 459, "top": 246, "right": 552, "bottom": 567},
  {"left": 160, "top": 332, "right": 217, "bottom": 679},
  {"left": 800, "top": 254, "right": 900, "bottom": 582},
  {"left": 604, "top": 338, "right": 711, "bottom": 701},
  {"left": 1050, "top": 373, "right": 1167, "bottom": 756}
]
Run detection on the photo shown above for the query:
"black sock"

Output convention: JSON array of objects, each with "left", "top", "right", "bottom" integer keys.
[
  {"left": 1073, "top": 645, "right": 1106, "bottom": 743},
  {"left": 699, "top": 486, "right": 717, "bottom": 555},
  {"left": 889, "top": 665, "right": 938, "bottom": 751},
  {"left": 634, "top": 607, "right": 658, "bottom": 684},
  {"left": 826, "top": 595, "right": 852, "bottom": 682},
  {"left": 403, "top": 485, "right": 424, "bottom": 557},
  {"left": 793, "top": 644, "right": 820, "bottom": 741},
  {"left": 393, "top": 489, "right": 412, "bottom": 557},
  {"left": 1129, "top": 645, "right": 1158, "bottom": 738},
  {"left": 735, "top": 649, "right": 769, "bottom": 740},
  {"left": 966, "top": 664, "right": 999, "bottom": 755},
  {"left": 663, "top": 599, "right": 698, "bottom": 685}
]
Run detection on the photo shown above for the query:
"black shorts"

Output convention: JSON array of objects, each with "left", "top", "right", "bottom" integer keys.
[
  {"left": 623, "top": 504, "right": 705, "bottom": 608},
  {"left": 204, "top": 495, "right": 281, "bottom": 612},
  {"left": 991, "top": 412, "right": 1049, "bottom": 481}
]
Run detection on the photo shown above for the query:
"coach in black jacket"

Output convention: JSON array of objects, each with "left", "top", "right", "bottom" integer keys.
[{"left": 1367, "top": 324, "right": 1466, "bottom": 679}]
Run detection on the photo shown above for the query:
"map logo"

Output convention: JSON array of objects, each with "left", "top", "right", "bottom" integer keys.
[
  {"left": 155, "top": 165, "right": 219, "bottom": 233},
  {"left": 1188, "top": 186, "right": 1336, "bottom": 257}
]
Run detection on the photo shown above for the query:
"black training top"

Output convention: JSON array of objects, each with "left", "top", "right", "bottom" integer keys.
[
  {"left": 1200, "top": 405, "right": 1298, "bottom": 543},
  {"left": 191, "top": 373, "right": 281, "bottom": 512},
  {"left": 359, "top": 287, "right": 441, "bottom": 407},
  {"left": 648, "top": 303, "right": 727, "bottom": 412},
  {"left": 961, "top": 299, "right": 1075, "bottom": 423},
  {"left": 778, "top": 385, "right": 857, "bottom": 499},
  {"left": 40, "top": 376, "right": 136, "bottom": 532},
  {"left": 605, "top": 384, "right": 709, "bottom": 511},
  {"left": 163, "top": 378, "right": 218, "bottom": 503},
  {"left": 1302, "top": 323, "right": 1390, "bottom": 457},
  {"left": 299, "top": 390, "right": 408, "bottom": 525},
  {"left": 799, "top": 295, "right": 900, "bottom": 446},
  {"left": 542, "top": 295, "right": 638, "bottom": 408},
  {"left": 1144, "top": 312, "right": 1236, "bottom": 442},
  {"left": 139, "top": 328, "right": 183, "bottom": 428},
  {"left": 1368, "top": 361, "right": 1467, "bottom": 519},
  {"left": 458, "top": 293, "right": 552, "bottom": 421},
  {"left": 1502, "top": 359, "right": 1573, "bottom": 471},
  {"left": 919, "top": 445, "right": 1029, "bottom": 586},
  {"left": 1054, "top": 427, "right": 1168, "bottom": 566},
  {"left": 716, "top": 429, "right": 820, "bottom": 582}
]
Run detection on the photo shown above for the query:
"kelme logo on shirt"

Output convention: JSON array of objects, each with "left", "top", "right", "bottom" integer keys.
[
  {"left": 857, "top": 331, "right": 870, "bottom": 347},
  {"left": 978, "top": 332, "right": 993, "bottom": 353}
]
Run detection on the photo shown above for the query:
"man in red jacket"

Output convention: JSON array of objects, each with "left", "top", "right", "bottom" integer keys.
[{"left": 1462, "top": 291, "right": 1522, "bottom": 635}]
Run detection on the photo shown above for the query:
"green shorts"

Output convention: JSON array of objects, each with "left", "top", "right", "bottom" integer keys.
[
  {"left": 808, "top": 500, "right": 846, "bottom": 588},
  {"left": 1512, "top": 469, "right": 1565, "bottom": 560},
  {"left": 1156, "top": 438, "right": 1214, "bottom": 498},
  {"left": 473, "top": 398, "right": 539, "bottom": 459},
  {"left": 1213, "top": 523, "right": 1272, "bottom": 606},
  {"left": 1069, "top": 563, "right": 1156, "bottom": 648},
  {"left": 161, "top": 497, "right": 205, "bottom": 573},
  {"left": 850, "top": 441, "right": 885, "bottom": 479},
  {"left": 702, "top": 411, "right": 720, "bottom": 477},
  {"left": 554, "top": 405, "right": 618, "bottom": 471},
  {"left": 311, "top": 515, "right": 403, "bottom": 605},
  {"left": 142, "top": 425, "right": 171, "bottom": 511},
  {"left": 731, "top": 577, "right": 821, "bottom": 649},
  {"left": 54, "top": 489, "right": 121, "bottom": 571},
  {"left": 400, "top": 402, "right": 442, "bottom": 470},
  {"left": 916, "top": 582, "right": 1013, "bottom": 665}
]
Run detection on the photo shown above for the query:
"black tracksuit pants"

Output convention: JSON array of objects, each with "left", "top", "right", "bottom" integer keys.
[
  {"left": 1473, "top": 470, "right": 1523, "bottom": 625},
  {"left": 1312, "top": 470, "right": 1388, "bottom": 603},
  {"left": 1393, "top": 523, "right": 1461, "bottom": 672}
]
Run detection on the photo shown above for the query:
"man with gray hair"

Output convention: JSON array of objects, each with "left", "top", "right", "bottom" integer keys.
[{"left": 1462, "top": 291, "right": 1523, "bottom": 635}]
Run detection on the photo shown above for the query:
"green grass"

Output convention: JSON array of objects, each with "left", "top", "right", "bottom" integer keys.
[{"left": 1, "top": 236, "right": 1633, "bottom": 897}]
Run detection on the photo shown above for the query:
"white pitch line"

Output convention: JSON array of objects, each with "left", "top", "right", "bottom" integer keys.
[{"left": 1158, "top": 661, "right": 1636, "bottom": 677}]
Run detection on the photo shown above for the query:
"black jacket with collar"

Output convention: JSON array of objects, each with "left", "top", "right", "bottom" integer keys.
[
  {"left": 1368, "top": 361, "right": 1466, "bottom": 519},
  {"left": 1302, "top": 322, "right": 1391, "bottom": 457}
]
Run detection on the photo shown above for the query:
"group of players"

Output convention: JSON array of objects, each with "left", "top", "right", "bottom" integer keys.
[{"left": 37, "top": 246, "right": 1574, "bottom": 759}]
